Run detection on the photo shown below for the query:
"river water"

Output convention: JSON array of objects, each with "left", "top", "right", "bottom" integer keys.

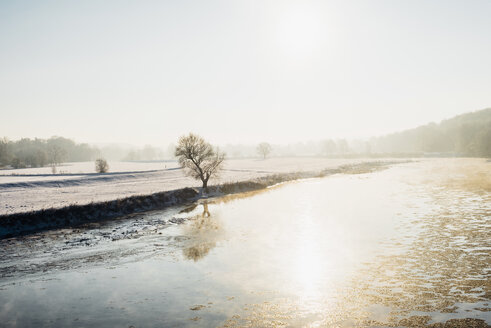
[{"left": 0, "top": 159, "right": 489, "bottom": 327}]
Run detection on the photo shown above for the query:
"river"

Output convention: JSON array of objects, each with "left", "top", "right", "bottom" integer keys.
[{"left": 0, "top": 159, "right": 489, "bottom": 327}]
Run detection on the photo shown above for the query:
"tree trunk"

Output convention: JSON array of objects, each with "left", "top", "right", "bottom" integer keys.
[{"left": 202, "top": 179, "right": 208, "bottom": 190}]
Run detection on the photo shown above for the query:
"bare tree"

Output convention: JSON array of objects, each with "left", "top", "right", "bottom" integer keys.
[
  {"left": 256, "top": 142, "right": 272, "bottom": 159},
  {"left": 47, "top": 144, "right": 66, "bottom": 174},
  {"left": 47, "top": 144, "right": 65, "bottom": 166},
  {"left": 0, "top": 138, "right": 11, "bottom": 167},
  {"left": 175, "top": 133, "right": 225, "bottom": 190},
  {"left": 323, "top": 139, "right": 337, "bottom": 157},
  {"left": 337, "top": 139, "right": 350, "bottom": 155},
  {"left": 95, "top": 158, "right": 109, "bottom": 173}
]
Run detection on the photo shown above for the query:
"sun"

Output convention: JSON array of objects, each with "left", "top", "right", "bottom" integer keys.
[{"left": 275, "top": 3, "right": 325, "bottom": 59}]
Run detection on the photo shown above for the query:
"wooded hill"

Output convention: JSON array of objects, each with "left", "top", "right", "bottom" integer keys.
[{"left": 369, "top": 108, "right": 491, "bottom": 157}]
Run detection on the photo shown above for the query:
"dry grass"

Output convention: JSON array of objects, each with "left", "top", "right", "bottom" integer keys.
[{"left": 425, "top": 158, "right": 491, "bottom": 193}]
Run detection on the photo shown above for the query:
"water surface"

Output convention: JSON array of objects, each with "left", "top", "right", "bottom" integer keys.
[{"left": 1, "top": 159, "right": 489, "bottom": 327}]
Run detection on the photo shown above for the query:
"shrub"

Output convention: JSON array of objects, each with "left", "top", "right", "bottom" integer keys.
[{"left": 95, "top": 158, "right": 109, "bottom": 173}]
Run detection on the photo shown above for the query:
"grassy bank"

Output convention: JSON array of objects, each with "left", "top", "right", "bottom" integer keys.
[{"left": 0, "top": 161, "right": 399, "bottom": 239}]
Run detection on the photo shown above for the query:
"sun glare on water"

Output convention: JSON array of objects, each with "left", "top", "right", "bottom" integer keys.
[{"left": 281, "top": 192, "right": 347, "bottom": 313}]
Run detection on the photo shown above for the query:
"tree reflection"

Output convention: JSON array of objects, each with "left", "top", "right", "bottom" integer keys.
[
  {"left": 182, "top": 202, "right": 222, "bottom": 262},
  {"left": 202, "top": 202, "right": 210, "bottom": 218}
]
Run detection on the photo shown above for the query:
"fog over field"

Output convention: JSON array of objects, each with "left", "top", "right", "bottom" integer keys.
[
  {"left": 1, "top": 108, "right": 490, "bottom": 169},
  {"left": 0, "top": 1, "right": 490, "bottom": 328}
]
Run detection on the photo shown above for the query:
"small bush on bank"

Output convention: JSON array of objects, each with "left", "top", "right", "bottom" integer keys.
[{"left": 95, "top": 158, "right": 109, "bottom": 173}]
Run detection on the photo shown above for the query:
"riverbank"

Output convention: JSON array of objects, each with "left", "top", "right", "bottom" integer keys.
[
  {"left": 0, "top": 158, "right": 390, "bottom": 216},
  {"left": 0, "top": 161, "right": 397, "bottom": 239}
]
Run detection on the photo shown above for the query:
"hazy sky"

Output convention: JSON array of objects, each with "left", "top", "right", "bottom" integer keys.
[{"left": 1, "top": 0, "right": 490, "bottom": 146}]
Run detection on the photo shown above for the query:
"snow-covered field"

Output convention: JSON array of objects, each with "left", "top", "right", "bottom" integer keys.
[
  {"left": 0, "top": 161, "right": 178, "bottom": 181},
  {"left": 0, "top": 158, "right": 369, "bottom": 215}
]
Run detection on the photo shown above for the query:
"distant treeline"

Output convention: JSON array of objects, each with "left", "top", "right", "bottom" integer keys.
[
  {"left": 0, "top": 137, "right": 173, "bottom": 169},
  {"left": 0, "top": 136, "right": 100, "bottom": 169},
  {"left": 368, "top": 108, "right": 491, "bottom": 157},
  {"left": 1, "top": 108, "right": 489, "bottom": 169},
  {"left": 223, "top": 108, "right": 491, "bottom": 158}
]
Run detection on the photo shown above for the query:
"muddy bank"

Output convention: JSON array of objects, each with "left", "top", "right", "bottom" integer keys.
[{"left": 0, "top": 161, "right": 398, "bottom": 239}]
